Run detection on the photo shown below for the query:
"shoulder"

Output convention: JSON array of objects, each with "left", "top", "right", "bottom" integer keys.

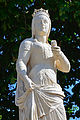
[
  {"left": 19, "top": 38, "right": 35, "bottom": 50},
  {"left": 21, "top": 38, "right": 34, "bottom": 45}
]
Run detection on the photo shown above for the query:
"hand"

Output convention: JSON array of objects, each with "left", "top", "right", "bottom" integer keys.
[
  {"left": 25, "top": 78, "right": 36, "bottom": 91},
  {"left": 28, "top": 81, "right": 36, "bottom": 90},
  {"left": 51, "top": 40, "right": 61, "bottom": 52},
  {"left": 51, "top": 40, "right": 61, "bottom": 60},
  {"left": 51, "top": 40, "right": 57, "bottom": 47}
]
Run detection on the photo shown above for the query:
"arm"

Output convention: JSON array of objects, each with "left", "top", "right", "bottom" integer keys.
[
  {"left": 16, "top": 39, "right": 35, "bottom": 89},
  {"left": 52, "top": 46, "right": 71, "bottom": 73}
]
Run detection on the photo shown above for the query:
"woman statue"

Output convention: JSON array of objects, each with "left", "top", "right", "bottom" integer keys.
[{"left": 15, "top": 8, "right": 70, "bottom": 120}]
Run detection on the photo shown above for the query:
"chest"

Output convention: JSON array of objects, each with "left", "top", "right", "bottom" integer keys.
[{"left": 31, "top": 42, "right": 53, "bottom": 59}]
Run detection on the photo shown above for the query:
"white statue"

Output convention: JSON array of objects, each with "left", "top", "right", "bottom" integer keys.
[{"left": 15, "top": 8, "right": 70, "bottom": 120}]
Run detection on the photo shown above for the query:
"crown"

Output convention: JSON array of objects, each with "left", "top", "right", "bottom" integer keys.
[{"left": 32, "top": 8, "right": 50, "bottom": 18}]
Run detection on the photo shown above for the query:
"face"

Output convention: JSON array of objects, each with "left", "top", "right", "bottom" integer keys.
[{"left": 34, "top": 15, "right": 50, "bottom": 36}]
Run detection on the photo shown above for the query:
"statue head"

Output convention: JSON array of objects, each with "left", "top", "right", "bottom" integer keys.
[{"left": 32, "top": 8, "right": 51, "bottom": 41}]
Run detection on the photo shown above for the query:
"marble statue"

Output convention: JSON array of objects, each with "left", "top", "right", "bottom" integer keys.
[{"left": 15, "top": 8, "right": 71, "bottom": 120}]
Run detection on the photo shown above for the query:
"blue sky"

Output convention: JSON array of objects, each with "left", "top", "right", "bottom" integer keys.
[{"left": 70, "top": 117, "right": 80, "bottom": 120}]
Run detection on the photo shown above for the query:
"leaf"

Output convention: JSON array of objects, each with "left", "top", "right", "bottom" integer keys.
[
  {"left": 31, "top": 0, "right": 33, "bottom": 2},
  {"left": 48, "top": 38, "right": 51, "bottom": 41},
  {"left": 0, "top": 115, "right": 2, "bottom": 120}
]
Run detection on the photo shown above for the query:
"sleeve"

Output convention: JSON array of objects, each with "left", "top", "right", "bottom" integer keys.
[
  {"left": 52, "top": 46, "right": 71, "bottom": 73},
  {"left": 16, "top": 40, "right": 32, "bottom": 87}
]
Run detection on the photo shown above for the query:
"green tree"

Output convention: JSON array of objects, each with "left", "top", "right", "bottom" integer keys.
[{"left": 0, "top": 0, "right": 80, "bottom": 120}]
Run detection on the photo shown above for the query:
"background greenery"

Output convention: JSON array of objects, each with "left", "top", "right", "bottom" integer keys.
[{"left": 0, "top": 0, "right": 80, "bottom": 120}]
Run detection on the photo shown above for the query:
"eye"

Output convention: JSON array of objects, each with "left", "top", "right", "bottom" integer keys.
[{"left": 44, "top": 20, "right": 48, "bottom": 23}]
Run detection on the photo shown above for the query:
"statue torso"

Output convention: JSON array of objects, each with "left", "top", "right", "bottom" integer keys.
[
  {"left": 28, "top": 41, "right": 57, "bottom": 85},
  {"left": 30, "top": 41, "right": 55, "bottom": 68}
]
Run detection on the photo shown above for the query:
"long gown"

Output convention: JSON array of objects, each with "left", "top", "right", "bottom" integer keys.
[{"left": 15, "top": 38, "right": 70, "bottom": 120}]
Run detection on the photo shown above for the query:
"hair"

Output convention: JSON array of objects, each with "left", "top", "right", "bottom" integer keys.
[{"left": 32, "top": 14, "right": 51, "bottom": 43}]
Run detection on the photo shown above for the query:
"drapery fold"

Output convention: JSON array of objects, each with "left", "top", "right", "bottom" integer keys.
[{"left": 15, "top": 84, "right": 66, "bottom": 120}]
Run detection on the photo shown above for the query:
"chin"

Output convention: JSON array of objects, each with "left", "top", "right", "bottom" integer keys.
[{"left": 39, "top": 30, "right": 47, "bottom": 36}]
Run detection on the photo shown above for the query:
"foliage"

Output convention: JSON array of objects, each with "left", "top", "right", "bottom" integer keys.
[{"left": 0, "top": 0, "right": 80, "bottom": 119}]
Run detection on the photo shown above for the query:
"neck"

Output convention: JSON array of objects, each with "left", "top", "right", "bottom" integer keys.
[{"left": 35, "top": 35, "right": 47, "bottom": 43}]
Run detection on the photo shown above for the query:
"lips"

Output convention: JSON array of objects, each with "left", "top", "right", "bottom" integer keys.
[{"left": 42, "top": 26, "right": 45, "bottom": 29}]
